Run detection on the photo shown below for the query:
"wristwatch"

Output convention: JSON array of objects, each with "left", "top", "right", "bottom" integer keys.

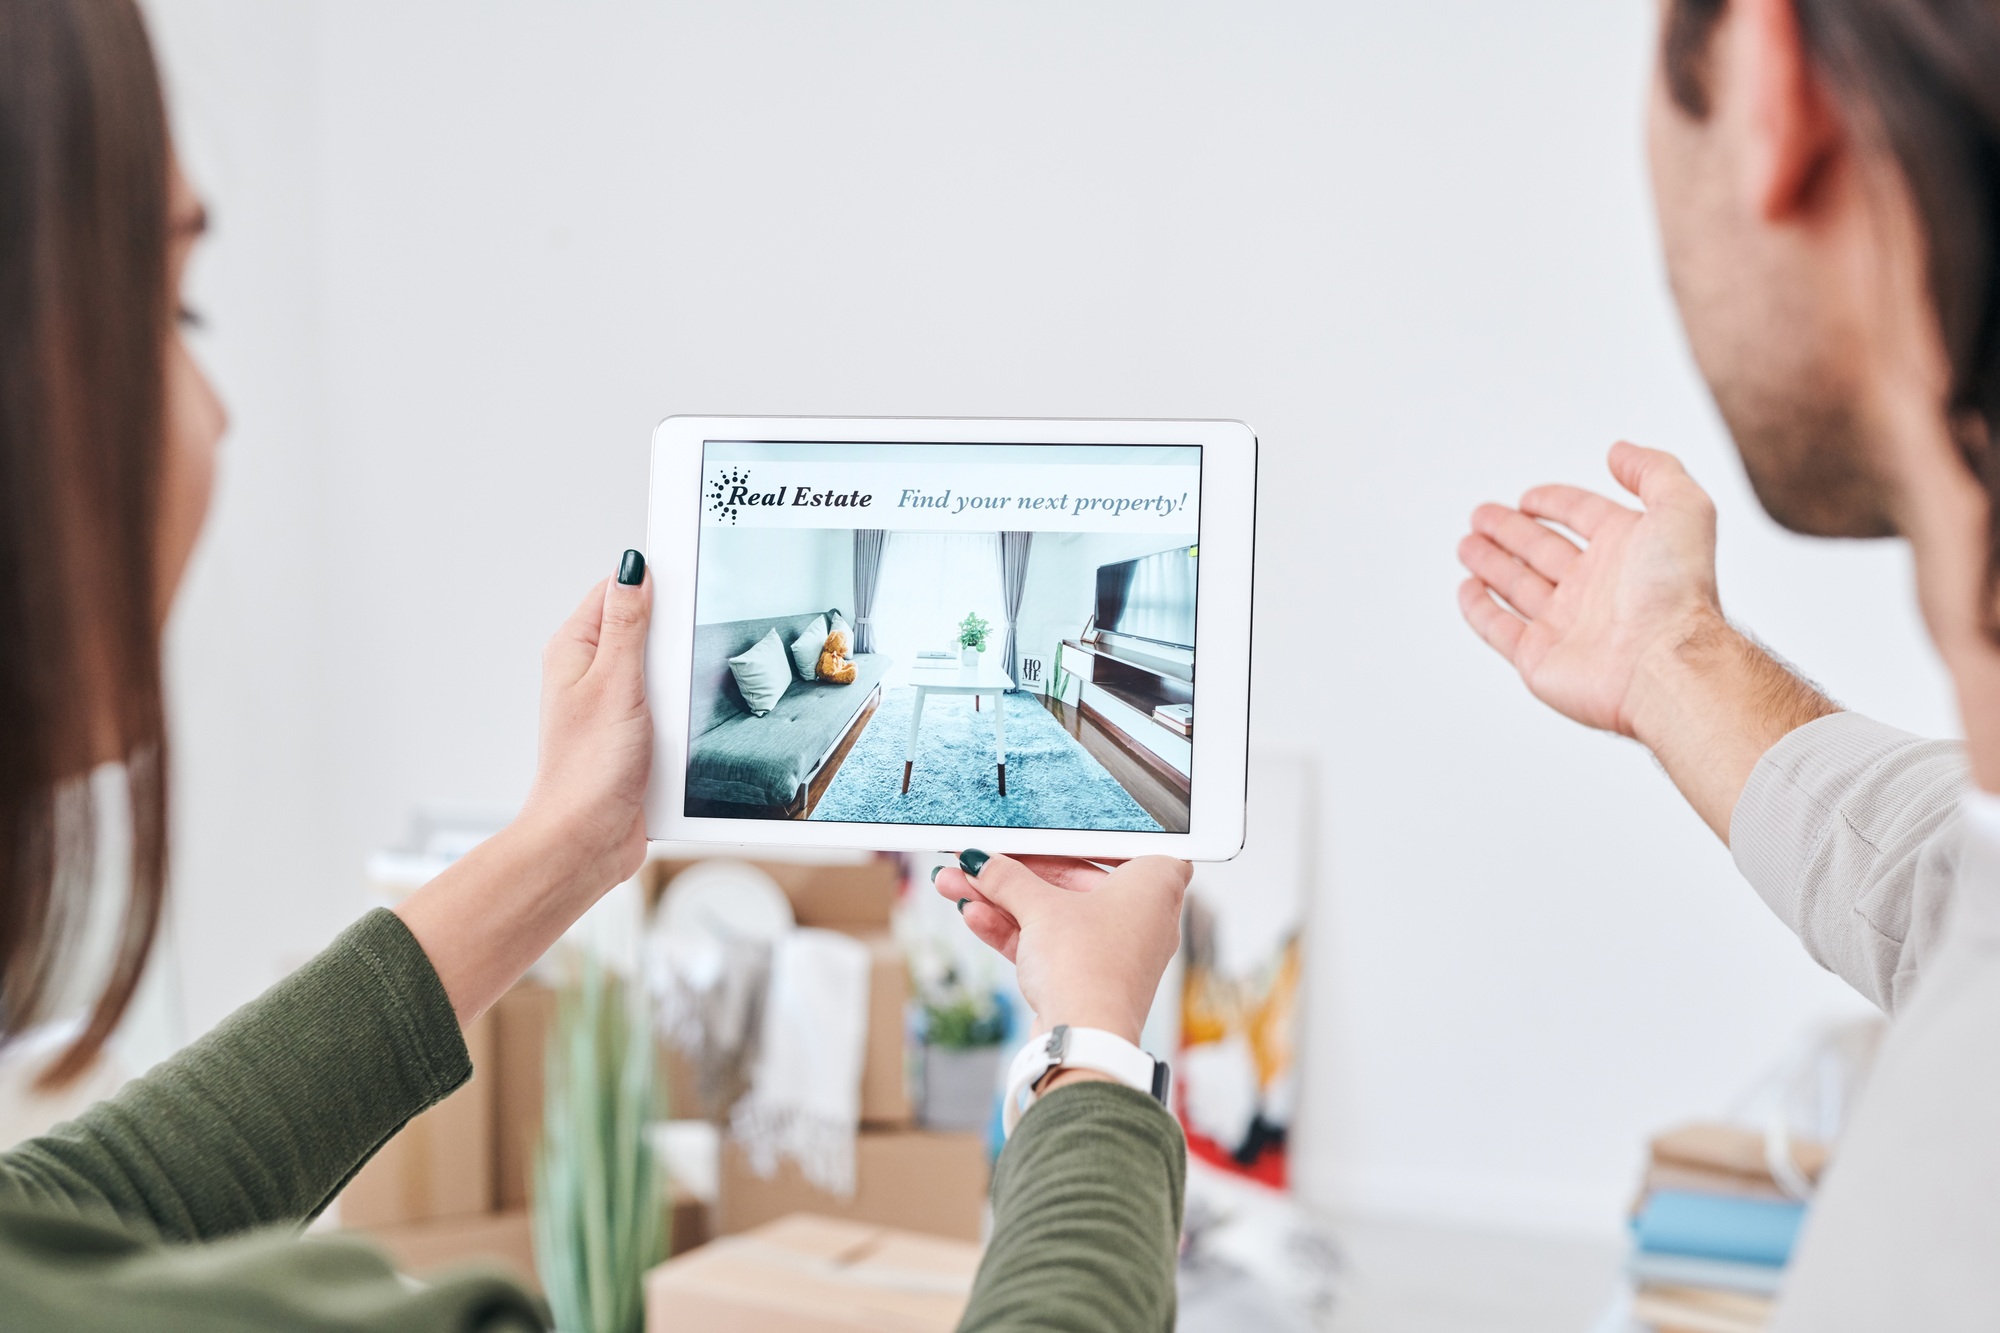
[{"left": 1001, "top": 1025, "right": 1172, "bottom": 1137}]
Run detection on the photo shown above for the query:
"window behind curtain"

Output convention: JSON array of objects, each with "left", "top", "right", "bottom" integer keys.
[{"left": 871, "top": 533, "right": 1005, "bottom": 687}]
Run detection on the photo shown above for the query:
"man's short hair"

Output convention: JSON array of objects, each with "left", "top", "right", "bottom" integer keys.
[{"left": 1663, "top": 0, "right": 1727, "bottom": 118}]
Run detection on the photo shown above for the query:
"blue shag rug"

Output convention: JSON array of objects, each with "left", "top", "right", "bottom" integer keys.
[{"left": 810, "top": 687, "right": 1163, "bottom": 832}]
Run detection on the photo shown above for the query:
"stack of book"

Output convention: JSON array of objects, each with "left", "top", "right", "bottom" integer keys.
[
  {"left": 1152, "top": 702, "right": 1192, "bottom": 736},
  {"left": 1628, "top": 1123, "right": 1824, "bottom": 1333}
]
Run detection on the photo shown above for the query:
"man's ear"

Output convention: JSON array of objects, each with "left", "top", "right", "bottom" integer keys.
[{"left": 1738, "top": 0, "right": 1843, "bottom": 220}]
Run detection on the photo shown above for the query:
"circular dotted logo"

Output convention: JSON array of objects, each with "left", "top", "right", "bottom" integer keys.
[{"left": 707, "top": 467, "right": 751, "bottom": 523}]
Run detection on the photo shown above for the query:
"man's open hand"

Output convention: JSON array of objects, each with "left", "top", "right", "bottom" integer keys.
[
  {"left": 1455, "top": 442, "right": 1836, "bottom": 840},
  {"left": 1456, "top": 441, "right": 1728, "bottom": 738}
]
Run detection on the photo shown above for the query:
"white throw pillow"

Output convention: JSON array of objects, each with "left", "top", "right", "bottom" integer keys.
[
  {"left": 728, "top": 629, "right": 793, "bottom": 716},
  {"left": 789, "top": 616, "right": 828, "bottom": 680},
  {"left": 829, "top": 612, "right": 853, "bottom": 647}
]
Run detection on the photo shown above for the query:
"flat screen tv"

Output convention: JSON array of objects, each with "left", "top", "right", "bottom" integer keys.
[{"left": 1095, "top": 546, "right": 1198, "bottom": 649}]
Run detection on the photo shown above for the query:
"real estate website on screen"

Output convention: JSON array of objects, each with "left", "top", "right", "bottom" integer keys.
[{"left": 688, "top": 441, "right": 1199, "bottom": 832}]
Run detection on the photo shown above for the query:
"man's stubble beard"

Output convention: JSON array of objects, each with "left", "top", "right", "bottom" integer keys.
[
  {"left": 1710, "top": 365, "right": 1898, "bottom": 538},
  {"left": 1667, "top": 208, "right": 1901, "bottom": 540}
]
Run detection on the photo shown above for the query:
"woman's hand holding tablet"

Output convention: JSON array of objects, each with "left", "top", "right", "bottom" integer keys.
[
  {"left": 395, "top": 558, "right": 657, "bottom": 1024},
  {"left": 933, "top": 851, "right": 1191, "bottom": 1047}
]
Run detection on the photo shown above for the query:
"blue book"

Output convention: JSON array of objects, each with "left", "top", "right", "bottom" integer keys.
[{"left": 1633, "top": 1190, "right": 1806, "bottom": 1267}]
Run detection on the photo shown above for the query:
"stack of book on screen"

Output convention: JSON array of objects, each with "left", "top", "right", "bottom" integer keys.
[{"left": 1628, "top": 1123, "right": 1825, "bottom": 1333}]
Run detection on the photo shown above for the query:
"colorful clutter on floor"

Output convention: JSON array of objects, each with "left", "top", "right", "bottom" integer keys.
[{"left": 1627, "top": 1123, "right": 1825, "bottom": 1333}]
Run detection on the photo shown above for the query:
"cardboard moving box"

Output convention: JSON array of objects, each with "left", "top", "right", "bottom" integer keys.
[
  {"left": 357, "top": 1209, "right": 537, "bottom": 1289},
  {"left": 854, "top": 930, "right": 911, "bottom": 1126},
  {"left": 493, "top": 980, "right": 557, "bottom": 1211},
  {"left": 720, "top": 1130, "right": 987, "bottom": 1243},
  {"left": 644, "top": 858, "right": 900, "bottom": 935},
  {"left": 646, "top": 1213, "right": 979, "bottom": 1333},
  {"left": 648, "top": 857, "right": 912, "bottom": 1127},
  {"left": 339, "top": 1007, "right": 496, "bottom": 1227},
  {"left": 352, "top": 1196, "right": 711, "bottom": 1294}
]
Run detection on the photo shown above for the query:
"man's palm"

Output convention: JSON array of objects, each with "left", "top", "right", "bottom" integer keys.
[{"left": 1457, "top": 442, "right": 1724, "bottom": 739}]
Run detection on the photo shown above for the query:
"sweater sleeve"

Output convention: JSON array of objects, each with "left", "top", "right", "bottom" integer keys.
[
  {"left": 0, "top": 908, "right": 471, "bottom": 1242},
  {"left": 0, "top": 1204, "right": 546, "bottom": 1333},
  {"left": 957, "top": 1081, "right": 1185, "bottom": 1333},
  {"left": 1730, "top": 711, "right": 1969, "bottom": 1014}
]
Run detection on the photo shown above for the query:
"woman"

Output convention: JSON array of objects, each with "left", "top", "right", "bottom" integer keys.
[
  {"left": 0, "top": 3, "right": 1194, "bottom": 1329},
  {"left": 0, "top": 1, "right": 656, "bottom": 1325}
]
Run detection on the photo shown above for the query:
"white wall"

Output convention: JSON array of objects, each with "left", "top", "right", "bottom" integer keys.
[
  {"left": 695, "top": 528, "right": 854, "bottom": 625},
  {"left": 144, "top": 1, "right": 339, "bottom": 1036},
  {"left": 145, "top": 0, "right": 1952, "bottom": 1236}
]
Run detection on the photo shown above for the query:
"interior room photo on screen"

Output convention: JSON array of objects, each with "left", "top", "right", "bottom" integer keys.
[{"left": 686, "top": 528, "right": 1197, "bottom": 832}]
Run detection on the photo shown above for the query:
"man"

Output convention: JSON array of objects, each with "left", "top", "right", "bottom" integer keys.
[
  {"left": 944, "top": 3, "right": 2000, "bottom": 1329},
  {"left": 1458, "top": 0, "right": 2000, "bottom": 1326}
]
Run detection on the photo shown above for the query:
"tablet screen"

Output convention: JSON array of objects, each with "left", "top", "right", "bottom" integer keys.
[{"left": 687, "top": 440, "right": 1201, "bottom": 833}]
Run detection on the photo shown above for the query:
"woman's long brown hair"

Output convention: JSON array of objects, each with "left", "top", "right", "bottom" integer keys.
[{"left": 0, "top": 0, "right": 173, "bottom": 1086}]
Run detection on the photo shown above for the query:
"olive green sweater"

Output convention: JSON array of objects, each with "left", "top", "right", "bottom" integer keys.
[
  {"left": 0, "top": 909, "right": 1185, "bottom": 1332},
  {"left": 956, "top": 1079, "right": 1186, "bottom": 1332}
]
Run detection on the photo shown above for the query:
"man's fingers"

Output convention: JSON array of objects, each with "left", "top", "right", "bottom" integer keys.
[
  {"left": 1607, "top": 441, "right": 1709, "bottom": 514},
  {"left": 1519, "top": 484, "right": 1632, "bottom": 540},
  {"left": 1458, "top": 578, "right": 1527, "bottom": 661},
  {"left": 1470, "top": 504, "right": 1581, "bottom": 582},
  {"left": 1457, "top": 532, "right": 1555, "bottom": 619},
  {"left": 960, "top": 902, "right": 1020, "bottom": 963}
]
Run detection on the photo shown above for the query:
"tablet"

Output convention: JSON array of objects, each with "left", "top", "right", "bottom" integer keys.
[{"left": 642, "top": 416, "right": 1255, "bottom": 862}]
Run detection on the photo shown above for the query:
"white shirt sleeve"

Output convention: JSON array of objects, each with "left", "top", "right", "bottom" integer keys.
[{"left": 1728, "top": 711, "right": 1967, "bottom": 1014}]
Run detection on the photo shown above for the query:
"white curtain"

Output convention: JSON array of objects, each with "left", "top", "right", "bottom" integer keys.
[{"left": 872, "top": 533, "right": 1005, "bottom": 687}]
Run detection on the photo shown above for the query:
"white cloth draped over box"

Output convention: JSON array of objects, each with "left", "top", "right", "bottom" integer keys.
[
  {"left": 648, "top": 931, "right": 774, "bottom": 1118},
  {"left": 728, "top": 928, "right": 874, "bottom": 1198}
]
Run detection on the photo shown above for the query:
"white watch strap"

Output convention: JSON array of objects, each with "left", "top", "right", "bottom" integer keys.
[{"left": 1002, "top": 1025, "right": 1169, "bottom": 1137}]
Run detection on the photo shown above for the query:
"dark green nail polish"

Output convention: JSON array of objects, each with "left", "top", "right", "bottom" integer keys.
[
  {"left": 957, "top": 898, "right": 970, "bottom": 914},
  {"left": 618, "top": 549, "right": 645, "bottom": 586},
  {"left": 959, "top": 848, "right": 990, "bottom": 877},
  {"left": 930, "top": 865, "right": 944, "bottom": 884}
]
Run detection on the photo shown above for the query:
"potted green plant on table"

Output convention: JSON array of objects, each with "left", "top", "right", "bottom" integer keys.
[
  {"left": 534, "top": 956, "right": 665, "bottom": 1333},
  {"left": 957, "top": 612, "right": 990, "bottom": 670},
  {"left": 909, "top": 945, "right": 1011, "bottom": 1133}
]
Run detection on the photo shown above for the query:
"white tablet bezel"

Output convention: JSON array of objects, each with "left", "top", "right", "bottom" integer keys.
[{"left": 643, "top": 416, "right": 1255, "bottom": 861}]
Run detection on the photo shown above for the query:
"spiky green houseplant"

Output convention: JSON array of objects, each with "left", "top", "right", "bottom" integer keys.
[{"left": 534, "top": 957, "right": 665, "bottom": 1333}]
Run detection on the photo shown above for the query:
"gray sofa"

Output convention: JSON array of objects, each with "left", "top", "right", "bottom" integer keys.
[{"left": 685, "top": 611, "right": 890, "bottom": 813}]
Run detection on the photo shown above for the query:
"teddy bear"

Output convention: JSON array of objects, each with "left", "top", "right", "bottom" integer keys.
[{"left": 816, "top": 626, "right": 858, "bottom": 685}]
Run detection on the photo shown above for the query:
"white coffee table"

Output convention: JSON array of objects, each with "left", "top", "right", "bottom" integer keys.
[{"left": 903, "top": 660, "right": 1016, "bottom": 796}]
